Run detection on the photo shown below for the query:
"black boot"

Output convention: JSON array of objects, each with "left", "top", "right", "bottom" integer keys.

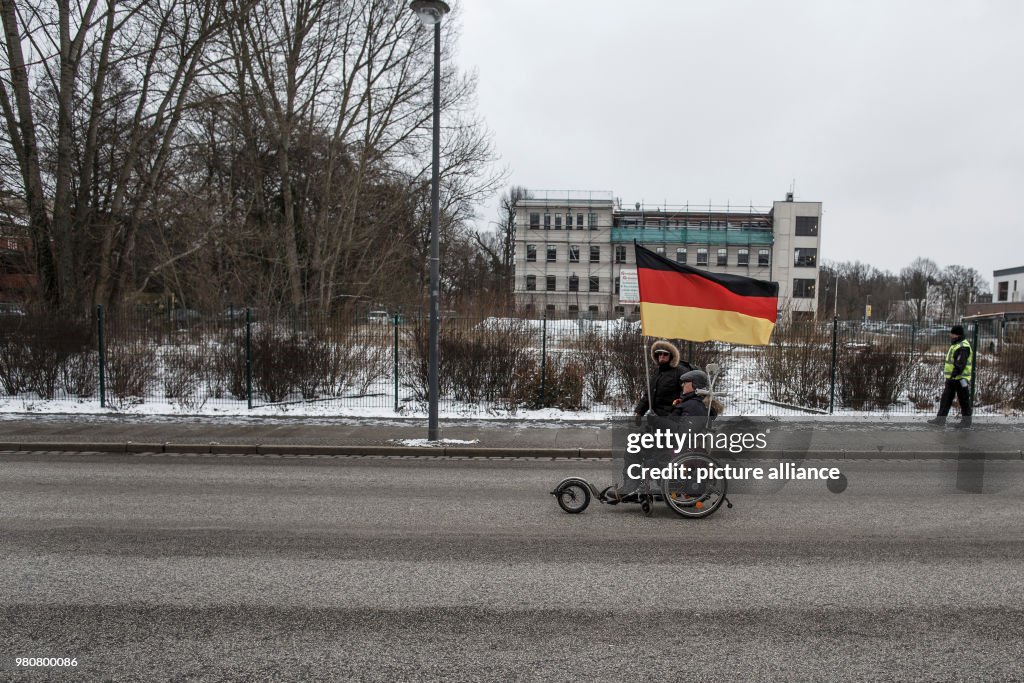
[
  {"left": 926, "top": 417, "right": 946, "bottom": 427},
  {"left": 952, "top": 417, "right": 973, "bottom": 429}
]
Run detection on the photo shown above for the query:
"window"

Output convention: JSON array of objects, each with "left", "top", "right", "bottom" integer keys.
[
  {"left": 590, "top": 246, "right": 600, "bottom": 263},
  {"left": 696, "top": 248, "right": 708, "bottom": 266},
  {"left": 717, "top": 248, "right": 727, "bottom": 266},
  {"left": 546, "top": 275, "right": 557, "bottom": 291},
  {"left": 614, "top": 305, "right": 625, "bottom": 314},
  {"left": 577, "top": 213, "right": 584, "bottom": 229},
  {"left": 529, "top": 213, "right": 540, "bottom": 230},
  {"left": 547, "top": 246, "right": 557, "bottom": 262},
  {"left": 526, "top": 244, "right": 536, "bottom": 262},
  {"left": 795, "top": 216, "right": 819, "bottom": 236},
  {"left": 569, "top": 245, "right": 580, "bottom": 263},
  {"left": 588, "top": 305, "right": 599, "bottom": 313},
  {"left": 554, "top": 215, "right": 562, "bottom": 230},
  {"left": 793, "top": 278, "right": 816, "bottom": 298},
  {"left": 565, "top": 213, "right": 573, "bottom": 229},
  {"left": 614, "top": 277, "right": 620, "bottom": 294},
  {"left": 568, "top": 304, "right": 579, "bottom": 313},
  {"left": 676, "top": 248, "right": 687, "bottom": 264},
  {"left": 656, "top": 246, "right": 665, "bottom": 256},
  {"left": 588, "top": 213, "right": 598, "bottom": 230},
  {"left": 998, "top": 281, "right": 1009, "bottom": 301},
  {"left": 525, "top": 275, "right": 536, "bottom": 291},
  {"left": 737, "top": 248, "right": 749, "bottom": 266},
  {"left": 568, "top": 274, "right": 579, "bottom": 292},
  {"left": 758, "top": 249, "right": 770, "bottom": 267},
  {"left": 794, "top": 248, "right": 817, "bottom": 267},
  {"left": 544, "top": 213, "right": 551, "bottom": 230},
  {"left": 546, "top": 304, "right": 556, "bottom": 312},
  {"left": 615, "top": 245, "right": 627, "bottom": 263},
  {"left": 589, "top": 276, "right": 600, "bottom": 292}
]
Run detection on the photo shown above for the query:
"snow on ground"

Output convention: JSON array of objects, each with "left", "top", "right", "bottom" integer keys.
[{"left": 391, "top": 438, "right": 480, "bottom": 447}]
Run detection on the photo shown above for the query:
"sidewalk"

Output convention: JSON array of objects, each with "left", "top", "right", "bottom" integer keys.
[{"left": 1, "top": 414, "right": 1022, "bottom": 459}]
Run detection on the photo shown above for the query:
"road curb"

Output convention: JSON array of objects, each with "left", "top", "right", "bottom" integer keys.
[{"left": 1, "top": 442, "right": 1023, "bottom": 461}]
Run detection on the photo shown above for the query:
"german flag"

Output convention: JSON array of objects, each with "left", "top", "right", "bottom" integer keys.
[{"left": 635, "top": 243, "right": 779, "bottom": 345}]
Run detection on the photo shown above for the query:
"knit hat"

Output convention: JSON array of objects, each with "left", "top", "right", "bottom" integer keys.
[{"left": 950, "top": 324, "right": 964, "bottom": 336}]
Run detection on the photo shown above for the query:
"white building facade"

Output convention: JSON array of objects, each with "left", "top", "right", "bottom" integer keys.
[
  {"left": 513, "top": 191, "right": 822, "bottom": 321},
  {"left": 994, "top": 266, "right": 1024, "bottom": 303}
]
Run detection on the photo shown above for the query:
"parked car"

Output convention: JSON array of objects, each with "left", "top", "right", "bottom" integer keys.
[
  {"left": 0, "top": 302, "right": 27, "bottom": 317},
  {"left": 170, "top": 308, "right": 201, "bottom": 323},
  {"left": 367, "top": 310, "right": 390, "bottom": 324}
]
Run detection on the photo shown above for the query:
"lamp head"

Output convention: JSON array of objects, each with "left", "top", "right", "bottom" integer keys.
[{"left": 410, "top": 0, "right": 450, "bottom": 26}]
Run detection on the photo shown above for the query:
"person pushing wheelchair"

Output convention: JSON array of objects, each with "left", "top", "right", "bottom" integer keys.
[{"left": 604, "top": 340, "right": 717, "bottom": 503}]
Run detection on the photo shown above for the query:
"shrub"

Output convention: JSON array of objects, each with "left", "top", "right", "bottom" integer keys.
[
  {"left": 251, "top": 328, "right": 301, "bottom": 403},
  {"left": 211, "top": 331, "right": 247, "bottom": 400},
  {"left": 0, "top": 317, "right": 94, "bottom": 400},
  {"left": 838, "top": 341, "right": 915, "bottom": 411},
  {"left": 107, "top": 343, "right": 159, "bottom": 405},
  {"left": 573, "top": 331, "right": 616, "bottom": 405},
  {"left": 519, "top": 353, "right": 587, "bottom": 411},
  {"left": 0, "top": 334, "right": 30, "bottom": 395},
  {"left": 61, "top": 351, "right": 97, "bottom": 397},
  {"left": 163, "top": 345, "right": 207, "bottom": 410},
  {"left": 755, "top": 322, "right": 832, "bottom": 410},
  {"left": 404, "top": 318, "right": 539, "bottom": 409},
  {"left": 976, "top": 346, "right": 1024, "bottom": 413},
  {"left": 605, "top": 321, "right": 645, "bottom": 409}
]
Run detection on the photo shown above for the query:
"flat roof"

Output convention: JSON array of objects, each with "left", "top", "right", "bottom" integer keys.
[{"left": 994, "top": 265, "right": 1024, "bottom": 277}]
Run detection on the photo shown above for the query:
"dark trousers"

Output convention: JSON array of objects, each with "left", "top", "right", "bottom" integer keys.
[{"left": 937, "top": 378, "right": 972, "bottom": 418}]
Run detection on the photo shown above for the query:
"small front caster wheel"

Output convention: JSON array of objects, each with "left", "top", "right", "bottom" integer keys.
[{"left": 554, "top": 481, "right": 591, "bottom": 514}]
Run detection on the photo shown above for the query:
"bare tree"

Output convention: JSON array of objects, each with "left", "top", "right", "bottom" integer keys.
[{"left": 0, "top": 0, "right": 233, "bottom": 312}]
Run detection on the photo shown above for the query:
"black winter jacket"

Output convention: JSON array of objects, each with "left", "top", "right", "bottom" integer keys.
[
  {"left": 670, "top": 391, "right": 716, "bottom": 419},
  {"left": 635, "top": 364, "right": 688, "bottom": 416}
]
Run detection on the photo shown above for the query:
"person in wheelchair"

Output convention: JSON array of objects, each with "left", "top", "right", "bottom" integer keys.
[
  {"left": 670, "top": 370, "right": 723, "bottom": 420},
  {"left": 603, "top": 370, "right": 722, "bottom": 503}
]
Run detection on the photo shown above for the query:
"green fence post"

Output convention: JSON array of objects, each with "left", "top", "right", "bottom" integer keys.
[
  {"left": 96, "top": 305, "right": 106, "bottom": 408},
  {"left": 539, "top": 314, "right": 547, "bottom": 408},
  {"left": 910, "top": 322, "right": 917, "bottom": 356},
  {"left": 970, "top": 322, "right": 979, "bottom": 409},
  {"left": 829, "top": 317, "right": 838, "bottom": 414},
  {"left": 245, "top": 308, "right": 253, "bottom": 410},
  {"left": 393, "top": 314, "right": 400, "bottom": 412}
]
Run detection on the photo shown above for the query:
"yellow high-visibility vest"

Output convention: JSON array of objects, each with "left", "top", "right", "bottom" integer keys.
[{"left": 944, "top": 339, "right": 973, "bottom": 381}]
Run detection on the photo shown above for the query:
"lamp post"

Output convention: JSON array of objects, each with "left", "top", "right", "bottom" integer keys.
[{"left": 409, "top": 0, "right": 449, "bottom": 441}]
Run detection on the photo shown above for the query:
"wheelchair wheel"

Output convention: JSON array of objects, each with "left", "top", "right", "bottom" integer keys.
[
  {"left": 662, "top": 453, "right": 727, "bottom": 519},
  {"left": 554, "top": 479, "right": 591, "bottom": 514}
]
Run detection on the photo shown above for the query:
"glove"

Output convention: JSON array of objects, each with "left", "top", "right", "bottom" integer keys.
[
  {"left": 634, "top": 414, "right": 642, "bottom": 427},
  {"left": 959, "top": 379, "right": 968, "bottom": 389}
]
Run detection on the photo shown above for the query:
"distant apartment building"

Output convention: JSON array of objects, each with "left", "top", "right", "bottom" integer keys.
[{"left": 513, "top": 190, "right": 822, "bottom": 321}]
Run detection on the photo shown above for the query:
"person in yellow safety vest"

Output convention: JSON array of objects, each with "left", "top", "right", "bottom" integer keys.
[{"left": 927, "top": 324, "right": 973, "bottom": 428}]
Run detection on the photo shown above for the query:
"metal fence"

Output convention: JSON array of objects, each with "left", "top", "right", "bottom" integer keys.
[{"left": 1, "top": 308, "right": 1022, "bottom": 417}]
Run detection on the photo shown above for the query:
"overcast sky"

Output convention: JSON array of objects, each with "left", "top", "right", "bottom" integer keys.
[{"left": 454, "top": 0, "right": 1024, "bottom": 288}]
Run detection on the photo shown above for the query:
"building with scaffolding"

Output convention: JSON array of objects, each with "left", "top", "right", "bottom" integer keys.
[{"left": 513, "top": 190, "right": 822, "bottom": 321}]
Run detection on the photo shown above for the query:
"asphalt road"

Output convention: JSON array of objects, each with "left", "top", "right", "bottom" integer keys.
[{"left": 2, "top": 451, "right": 1023, "bottom": 681}]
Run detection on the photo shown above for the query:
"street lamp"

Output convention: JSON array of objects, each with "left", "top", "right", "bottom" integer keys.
[{"left": 409, "top": 0, "right": 449, "bottom": 441}]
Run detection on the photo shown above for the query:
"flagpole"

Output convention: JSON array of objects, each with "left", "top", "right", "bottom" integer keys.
[
  {"left": 634, "top": 239, "right": 654, "bottom": 423},
  {"left": 641, "top": 333, "right": 653, "bottom": 422}
]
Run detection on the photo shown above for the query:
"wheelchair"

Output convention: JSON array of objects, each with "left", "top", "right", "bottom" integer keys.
[{"left": 552, "top": 450, "right": 730, "bottom": 518}]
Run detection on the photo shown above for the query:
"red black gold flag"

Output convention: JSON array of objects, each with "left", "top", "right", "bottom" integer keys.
[{"left": 635, "top": 243, "right": 779, "bottom": 345}]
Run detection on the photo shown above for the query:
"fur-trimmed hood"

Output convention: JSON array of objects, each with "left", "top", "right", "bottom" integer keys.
[{"left": 650, "top": 340, "right": 681, "bottom": 368}]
